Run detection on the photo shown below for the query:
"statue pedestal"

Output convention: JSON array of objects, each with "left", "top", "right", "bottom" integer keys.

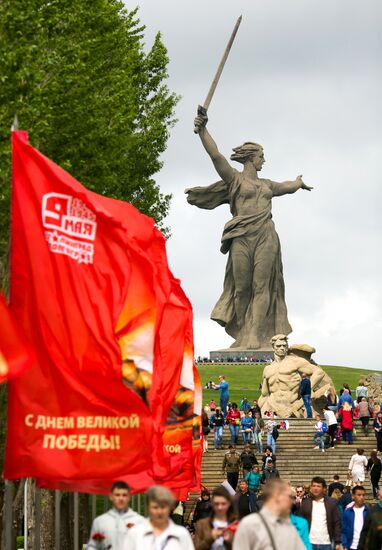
[{"left": 209, "top": 347, "right": 273, "bottom": 362}]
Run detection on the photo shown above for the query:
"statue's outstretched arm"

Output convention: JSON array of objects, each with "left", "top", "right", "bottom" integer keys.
[
  {"left": 271, "top": 175, "right": 313, "bottom": 197},
  {"left": 194, "top": 113, "right": 235, "bottom": 183}
]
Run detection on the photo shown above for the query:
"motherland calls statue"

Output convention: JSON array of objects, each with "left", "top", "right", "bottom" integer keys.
[
  {"left": 258, "top": 334, "right": 335, "bottom": 418},
  {"left": 186, "top": 112, "right": 313, "bottom": 349}
]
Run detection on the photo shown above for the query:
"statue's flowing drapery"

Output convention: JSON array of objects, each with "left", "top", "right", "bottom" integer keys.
[{"left": 187, "top": 170, "right": 292, "bottom": 349}]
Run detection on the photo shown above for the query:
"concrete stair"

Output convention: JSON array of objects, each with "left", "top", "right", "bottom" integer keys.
[{"left": 186, "top": 419, "right": 377, "bottom": 518}]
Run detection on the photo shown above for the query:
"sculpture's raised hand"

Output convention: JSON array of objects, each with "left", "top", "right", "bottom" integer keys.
[
  {"left": 297, "top": 175, "right": 313, "bottom": 191},
  {"left": 194, "top": 105, "right": 208, "bottom": 134}
]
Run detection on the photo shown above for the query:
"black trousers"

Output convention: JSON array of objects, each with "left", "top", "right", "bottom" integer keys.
[
  {"left": 328, "top": 423, "right": 337, "bottom": 446},
  {"left": 370, "top": 474, "right": 380, "bottom": 498},
  {"left": 227, "top": 472, "right": 239, "bottom": 490},
  {"left": 360, "top": 416, "right": 370, "bottom": 432}
]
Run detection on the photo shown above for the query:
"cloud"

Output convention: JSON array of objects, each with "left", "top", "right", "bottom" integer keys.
[
  {"left": 291, "top": 285, "right": 382, "bottom": 368},
  {"left": 125, "top": 0, "right": 382, "bottom": 370}
]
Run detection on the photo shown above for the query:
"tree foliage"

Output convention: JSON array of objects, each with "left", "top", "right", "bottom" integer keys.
[
  {"left": 0, "top": 0, "right": 178, "bottom": 283},
  {"left": 0, "top": 2, "right": 179, "bottom": 545}
]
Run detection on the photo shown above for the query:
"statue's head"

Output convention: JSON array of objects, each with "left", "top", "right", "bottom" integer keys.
[
  {"left": 270, "top": 334, "right": 288, "bottom": 358},
  {"left": 230, "top": 142, "right": 264, "bottom": 170}
]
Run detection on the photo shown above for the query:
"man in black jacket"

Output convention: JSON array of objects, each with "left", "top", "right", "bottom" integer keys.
[
  {"left": 234, "top": 480, "right": 259, "bottom": 519},
  {"left": 299, "top": 476, "right": 342, "bottom": 550},
  {"left": 262, "top": 460, "right": 280, "bottom": 482},
  {"left": 240, "top": 444, "right": 258, "bottom": 478}
]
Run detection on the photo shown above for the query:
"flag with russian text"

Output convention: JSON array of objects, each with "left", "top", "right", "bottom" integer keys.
[{"left": 4, "top": 130, "right": 198, "bottom": 491}]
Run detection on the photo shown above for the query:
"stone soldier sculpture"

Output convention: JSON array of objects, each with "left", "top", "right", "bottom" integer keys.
[
  {"left": 258, "top": 334, "right": 335, "bottom": 418},
  {"left": 186, "top": 114, "right": 313, "bottom": 349}
]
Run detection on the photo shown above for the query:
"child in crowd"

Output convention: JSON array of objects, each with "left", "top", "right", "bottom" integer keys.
[{"left": 313, "top": 414, "right": 326, "bottom": 453}]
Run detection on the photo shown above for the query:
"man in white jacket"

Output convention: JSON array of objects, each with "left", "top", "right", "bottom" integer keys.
[{"left": 87, "top": 481, "right": 144, "bottom": 549}]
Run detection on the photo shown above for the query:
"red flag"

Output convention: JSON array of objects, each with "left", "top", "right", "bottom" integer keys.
[
  {"left": 171, "top": 364, "right": 203, "bottom": 501},
  {"left": 39, "top": 285, "right": 199, "bottom": 495},
  {"left": 4, "top": 131, "right": 195, "bottom": 490},
  {"left": 0, "top": 293, "right": 34, "bottom": 382}
]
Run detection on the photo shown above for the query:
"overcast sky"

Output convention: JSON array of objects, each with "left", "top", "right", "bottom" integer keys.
[{"left": 125, "top": 0, "right": 382, "bottom": 370}]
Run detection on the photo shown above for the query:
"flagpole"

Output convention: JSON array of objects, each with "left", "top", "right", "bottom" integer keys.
[
  {"left": 10, "top": 118, "right": 25, "bottom": 550},
  {"left": 24, "top": 479, "right": 28, "bottom": 550},
  {"left": 11, "top": 114, "right": 19, "bottom": 132}
]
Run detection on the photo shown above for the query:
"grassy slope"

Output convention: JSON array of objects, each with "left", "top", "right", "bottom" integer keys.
[{"left": 197, "top": 363, "right": 380, "bottom": 406}]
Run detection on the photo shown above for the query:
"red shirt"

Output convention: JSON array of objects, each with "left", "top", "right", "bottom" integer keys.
[
  {"left": 340, "top": 408, "right": 353, "bottom": 430},
  {"left": 226, "top": 409, "right": 241, "bottom": 425}
]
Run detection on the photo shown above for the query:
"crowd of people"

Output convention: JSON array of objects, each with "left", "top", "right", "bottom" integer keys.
[
  {"left": 86, "top": 375, "right": 382, "bottom": 549},
  {"left": 86, "top": 478, "right": 382, "bottom": 549},
  {"left": 203, "top": 377, "right": 382, "bottom": 455},
  {"left": 205, "top": 399, "right": 280, "bottom": 454},
  {"left": 188, "top": 475, "right": 382, "bottom": 549}
]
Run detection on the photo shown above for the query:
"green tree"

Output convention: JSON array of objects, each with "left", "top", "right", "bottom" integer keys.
[
  {"left": 0, "top": 0, "right": 178, "bottom": 289},
  {"left": 0, "top": 1, "right": 178, "bottom": 546}
]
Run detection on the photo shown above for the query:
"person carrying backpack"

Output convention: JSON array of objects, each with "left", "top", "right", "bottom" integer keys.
[{"left": 313, "top": 414, "right": 326, "bottom": 453}]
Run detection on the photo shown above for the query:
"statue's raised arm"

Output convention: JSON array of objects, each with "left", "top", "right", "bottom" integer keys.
[{"left": 194, "top": 111, "right": 235, "bottom": 183}]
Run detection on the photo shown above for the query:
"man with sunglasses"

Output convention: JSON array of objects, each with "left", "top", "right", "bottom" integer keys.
[{"left": 294, "top": 486, "right": 306, "bottom": 512}]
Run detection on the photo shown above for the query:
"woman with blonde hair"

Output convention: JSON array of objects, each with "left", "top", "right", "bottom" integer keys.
[
  {"left": 124, "top": 486, "right": 193, "bottom": 550},
  {"left": 330, "top": 488, "right": 345, "bottom": 515},
  {"left": 338, "top": 401, "right": 354, "bottom": 444},
  {"left": 331, "top": 488, "right": 342, "bottom": 500}
]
